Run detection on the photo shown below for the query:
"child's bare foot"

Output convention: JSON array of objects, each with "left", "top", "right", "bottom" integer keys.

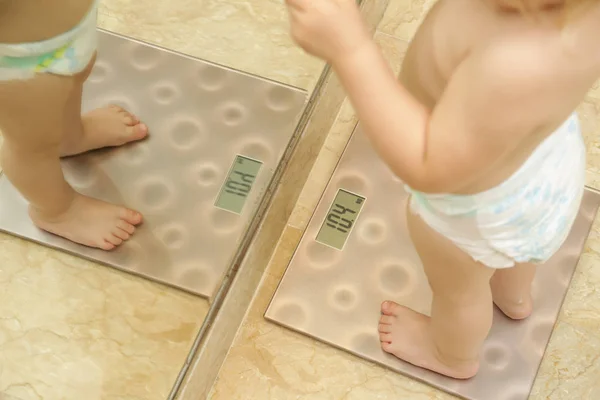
[
  {"left": 29, "top": 193, "right": 143, "bottom": 250},
  {"left": 378, "top": 301, "right": 479, "bottom": 380},
  {"left": 60, "top": 105, "right": 148, "bottom": 157},
  {"left": 490, "top": 274, "right": 533, "bottom": 320}
]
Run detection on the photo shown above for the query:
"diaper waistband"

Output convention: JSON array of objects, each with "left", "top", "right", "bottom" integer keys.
[{"left": 406, "top": 113, "right": 585, "bottom": 214}]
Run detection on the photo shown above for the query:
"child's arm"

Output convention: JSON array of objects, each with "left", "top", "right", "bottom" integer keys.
[
  {"left": 331, "top": 41, "right": 545, "bottom": 193},
  {"left": 285, "top": 0, "right": 550, "bottom": 193}
]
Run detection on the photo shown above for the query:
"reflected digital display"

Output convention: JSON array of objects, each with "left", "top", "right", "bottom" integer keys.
[{"left": 215, "top": 155, "right": 262, "bottom": 214}]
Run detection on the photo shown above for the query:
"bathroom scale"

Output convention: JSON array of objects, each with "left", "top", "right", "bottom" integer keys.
[
  {"left": 265, "top": 123, "right": 600, "bottom": 400},
  {"left": 0, "top": 29, "right": 307, "bottom": 298}
]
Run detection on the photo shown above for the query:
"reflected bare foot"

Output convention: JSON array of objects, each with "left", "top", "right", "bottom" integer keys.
[
  {"left": 61, "top": 105, "right": 148, "bottom": 157},
  {"left": 30, "top": 193, "right": 143, "bottom": 250}
]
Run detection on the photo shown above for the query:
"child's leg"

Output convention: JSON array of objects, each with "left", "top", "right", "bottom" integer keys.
[
  {"left": 490, "top": 262, "right": 536, "bottom": 320},
  {"left": 0, "top": 61, "right": 143, "bottom": 250},
  {"left": 59, "top": 53, "right": 148, "bottom": 157},
  {"left": 378, "top": 205, "right": 495, "bottom": 379}
]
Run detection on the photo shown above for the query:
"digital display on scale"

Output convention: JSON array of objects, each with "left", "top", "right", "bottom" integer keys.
[
  {"left": 315, "top": 189, "right": 365, "bottom": 250},
  {"left": 215, "top": 155, "right": 263, "bottom": 214}
]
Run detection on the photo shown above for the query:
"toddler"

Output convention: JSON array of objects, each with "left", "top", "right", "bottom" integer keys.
[
  {"left": 286, "top": 0, "right": 600, "bottom": 379},
  {"left": 0, "top": 0, "right": 147, "bottom": 250}
]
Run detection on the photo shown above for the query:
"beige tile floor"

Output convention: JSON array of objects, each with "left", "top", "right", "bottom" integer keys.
[
  {"left": 208, "top": 2, "right": 600, "bottom": 399},
  {"left": 0, "top": 1, "right": 323, "bottom": 399}
]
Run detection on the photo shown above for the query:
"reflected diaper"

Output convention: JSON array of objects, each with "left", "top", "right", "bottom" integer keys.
[
  {"left": 0, "top": 0, "right": 98, "bottom": 81},
  {"left": 406, "top": 113, "right": 586, "bottom": 269}
]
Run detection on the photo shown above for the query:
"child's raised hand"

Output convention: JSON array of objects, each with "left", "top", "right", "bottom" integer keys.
[{"left": 285, "top": 0, "right": 371, "bottom": 64}]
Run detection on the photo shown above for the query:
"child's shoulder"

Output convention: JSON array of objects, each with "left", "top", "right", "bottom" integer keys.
[
  {"left": 447, "top": 31, "right": 597, "bottom": 142},
  {"left": 472, "top": 23, "right": 600, "bottom": 109},
  {"left": 408, "top": 5, "right": 563, "bottom": 103},
  {"left": 475, "top": 37, "right": 561, "bottom": 88},
  {"left": 461, "top": 3, "right": 600, "bottom": 87}
]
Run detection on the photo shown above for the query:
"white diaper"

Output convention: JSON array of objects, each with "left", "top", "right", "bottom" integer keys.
[{"left": 406, "top": 113, "right": 586, "bottom": 269}]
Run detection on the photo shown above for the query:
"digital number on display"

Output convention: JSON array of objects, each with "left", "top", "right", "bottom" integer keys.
[
  {"left": 214, "top": 155, "right": 263, "bottom": 214},
  {"left": 315, "top": 189, "right": 366, "bottom": 250}
]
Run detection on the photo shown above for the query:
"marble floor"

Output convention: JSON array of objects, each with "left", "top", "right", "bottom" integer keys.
[
  {"left": 208, "top": 1, "right": 600, "bottom": 399},
  {"left": 0, "top": 1, "right": 324, "bottom": 399}
]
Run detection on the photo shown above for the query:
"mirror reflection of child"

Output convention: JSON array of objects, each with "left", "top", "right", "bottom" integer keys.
[
  {"left": 0, "top": 0, "right": 146, "bottom": 250},
  {"left": 285, "top": 0, "right": 599, "bottom": 379}
]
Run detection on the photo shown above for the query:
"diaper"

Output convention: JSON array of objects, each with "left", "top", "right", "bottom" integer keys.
[
  {"left": 406, "top": 113, "right": 586, "bottom": 269},
  {"left": 0, "top": 0, "right": 98, "bottom": 81}
]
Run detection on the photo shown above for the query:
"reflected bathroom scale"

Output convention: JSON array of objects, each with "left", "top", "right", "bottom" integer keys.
[
  {"left": 0, "top": 30, "right": 307, "bottom": 298},
  {"left": 266, "top": 124, "right": 600, "bottom": 400}
]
